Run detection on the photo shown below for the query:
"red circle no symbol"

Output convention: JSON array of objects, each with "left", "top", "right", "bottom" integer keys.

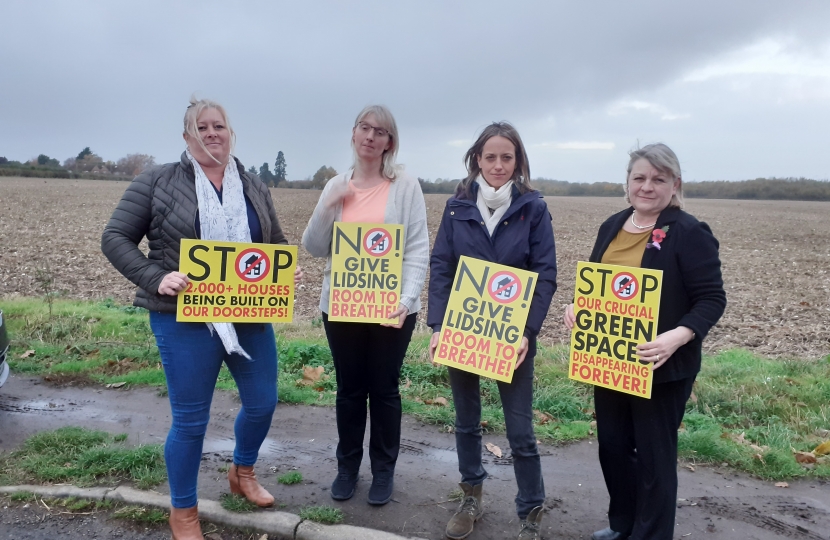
[
  {"left": 488, "top": 271, "right": 522, "bottom": 304},
  {"left": 612, "top": 272, "right": 638, "bottom": 301},
  {"left": 235, "top": 248, "right": 270, "bottom": 283},
  {"left": 364, "top": 228, "right": 392, "bottom": 257}
]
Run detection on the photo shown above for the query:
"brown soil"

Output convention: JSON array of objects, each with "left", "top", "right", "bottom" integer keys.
[
  {"left": 1, "top": 178, "right": 828, "bottom": 358},
  {"left": 2, "top": 377, "right": 830, "bottom": 540}
]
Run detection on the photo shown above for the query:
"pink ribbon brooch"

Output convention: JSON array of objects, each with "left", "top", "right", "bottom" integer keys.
[{"left": 646, "top": 226, "right": 670, "bottom": 250}]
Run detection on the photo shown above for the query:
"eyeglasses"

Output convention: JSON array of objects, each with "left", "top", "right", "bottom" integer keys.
[{"left": 356, "top": 121, "right": 390, "bottom": 138}]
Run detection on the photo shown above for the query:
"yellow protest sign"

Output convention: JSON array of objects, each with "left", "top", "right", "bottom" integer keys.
[
  {"left": 433, "top": 256, "right": 537, "bottom": 383},
  {"left": 568, "top": 262, "right": 662, "bottom": 398},
  {"left": 328, "top": 222, "right": 404, "bottom": 323},
  {"left": 176, "top": 240, "right": 297, "bottom": 323}
]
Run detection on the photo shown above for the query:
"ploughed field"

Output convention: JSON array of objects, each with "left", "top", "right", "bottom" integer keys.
[{"left": 1, "top": 177, "right": 828, "bottom": 358}]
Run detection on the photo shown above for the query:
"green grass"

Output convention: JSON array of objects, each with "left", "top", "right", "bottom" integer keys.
[
  {"left": 9, "top": 491, "right": 36, "bottom": 502},
  {"left": 112, "top": 505, "right": 168, "bottom": 524},
  {"left": 2, "top": 297, "right": 829, "bottom": 481},
  {"left": 219, "top": 493, "right": 258, "bottom": 513},
  {"left": 0, "top": 426, "right": 165, "bottom": 488},
  {"left": 680, "top": 349, "right": 830, "bottom": 479},
  {"left": 278, "top": 471, "right": 303, "bottom": 485},
  {"left": 298, "top": 505, "right": 343, "bottom": 524}
]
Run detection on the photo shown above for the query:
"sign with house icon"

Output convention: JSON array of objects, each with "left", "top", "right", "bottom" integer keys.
[
  {"left": 434, "top": 257, "right": 538, "bottom": 383},
  {"left": 176, "top": 239, "right": 298, "bottom": 323},
  {"left": 328, "top": 222, "right": 404, "bottom": 323}
]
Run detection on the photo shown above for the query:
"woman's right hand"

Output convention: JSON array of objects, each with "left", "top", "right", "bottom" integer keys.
[
  {"left": 325, "top": 178, "right": 354, "bottom": 209},
  {"left": 429, "top": 331, "right": 440, "bottom": 363},
  {"left": 563, "top": 303, "right": 576, "bottom": 330},
  {"left": 158, "top": 271, "right": 190, "bottom": 296}
]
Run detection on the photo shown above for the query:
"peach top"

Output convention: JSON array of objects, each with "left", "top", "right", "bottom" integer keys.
[{"left": 341, "top": 179, "right": 391, "bottom": 223}]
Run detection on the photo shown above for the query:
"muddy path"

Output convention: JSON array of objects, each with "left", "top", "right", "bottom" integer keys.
[{"left": 1, "top": 376, "right": 829, "bottom": 540}]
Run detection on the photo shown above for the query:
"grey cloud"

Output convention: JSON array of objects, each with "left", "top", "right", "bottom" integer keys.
[{"left": 1, "top": 0, "right": 828, "bottom": 180}]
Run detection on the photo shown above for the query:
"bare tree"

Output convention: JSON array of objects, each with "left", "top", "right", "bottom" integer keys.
[{"left": 116, "top": 154, "right": 156, "bottom": 176}]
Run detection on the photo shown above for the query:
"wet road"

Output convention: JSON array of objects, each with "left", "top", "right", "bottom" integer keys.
[{"left": 2, "top": 376, "right": 830, "bottom": 540}]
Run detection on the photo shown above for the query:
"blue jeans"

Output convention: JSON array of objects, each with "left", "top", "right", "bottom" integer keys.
[
  {"left": 149, "top": 312, "right": 278, "bottom": 509},
  {"left": 448, "top": 339, "right": 544, "bottom": 519}
]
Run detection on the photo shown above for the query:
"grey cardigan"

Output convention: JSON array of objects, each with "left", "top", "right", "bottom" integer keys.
[
  {"left": 301, "top": 170, "right": 429, "bottom": 314},
  {"left": 101, "top": 152, "right": 287, "bottom": 313}
]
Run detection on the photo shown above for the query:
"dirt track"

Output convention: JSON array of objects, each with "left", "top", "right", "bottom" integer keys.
[
  {"left": 2, "top": 376, "right": 830, "bottom": 540},
  {"left": 1, "top": 177, "right": 828, "bottom": 358}
]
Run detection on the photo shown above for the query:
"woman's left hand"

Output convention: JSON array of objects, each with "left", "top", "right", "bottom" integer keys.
[
  {"left": 381, "top": 304, "right": 409, "bottom": 329},
  {"left": 294, "top": 265, "right": 304, "bottom": 286},
  {"left": 636, "top": 326, "right": 695, "bottom": 370},
  {"left": 514, "top": 336, "right": 530, "bottom": 369}
]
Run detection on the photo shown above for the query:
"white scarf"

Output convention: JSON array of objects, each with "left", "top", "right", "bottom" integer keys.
[
  {"left": 187, "top": 149, "right": 252, "bottom": 360},
  {"left": 475, "top": 176, "right": 513, "bottom": 236}
]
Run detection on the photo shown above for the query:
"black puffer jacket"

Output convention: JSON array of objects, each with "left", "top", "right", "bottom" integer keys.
[{"left": 101, "top": 152, "right": 287, "bottom": 313}]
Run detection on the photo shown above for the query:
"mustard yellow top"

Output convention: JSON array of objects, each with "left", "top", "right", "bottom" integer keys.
[{"left": 601, "top": 228, "right": 651, "bottom": 268}]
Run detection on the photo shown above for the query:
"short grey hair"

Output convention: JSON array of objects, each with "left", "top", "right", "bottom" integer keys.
[
  {"left": 351, "top": 105, "right": 400, "bottom": 180},
  {"left": 624, "top": 143, "right": 684, "bottom": 209},
  {"left": 183, "top": 96, "right": 236, "bottom": 164}
]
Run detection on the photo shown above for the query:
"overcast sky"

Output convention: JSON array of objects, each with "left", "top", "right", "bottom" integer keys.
[{"left": 1, "top": 0, "right": 828, "bottom": 183}]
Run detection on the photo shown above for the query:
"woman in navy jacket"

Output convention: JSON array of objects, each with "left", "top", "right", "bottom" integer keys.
[
  {"left": 428, "top": 122, "right": 557, "bottom": 540},
  {"left": 564, "top": 143, "right": 726, "bottom": 540}
]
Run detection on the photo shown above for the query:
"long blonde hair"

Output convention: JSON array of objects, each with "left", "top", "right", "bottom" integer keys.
[
  {"left": 351, "top": 105, "right": 400, "bottom": 180},
  {"left": 183, "top": 96, "right": 236, "bottom": 164}
]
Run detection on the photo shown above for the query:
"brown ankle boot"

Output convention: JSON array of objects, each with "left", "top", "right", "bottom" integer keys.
[
  {"left": 228, "top": 463, "right": 275, "bottom": 507},
  {"left": 445, "top": 482, "right": 483, "bottom": 539},
  {"left": 169, "top": 506, "right": 202, "bottom": 540}
]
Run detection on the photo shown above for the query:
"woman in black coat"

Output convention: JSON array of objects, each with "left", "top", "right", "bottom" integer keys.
[{"left": 564, "top": 143, "right": 726, "bottom": 540}]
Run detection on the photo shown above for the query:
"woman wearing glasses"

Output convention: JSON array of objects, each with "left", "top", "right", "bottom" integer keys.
[{"left": 302, "top": 105, "right": 429, "bottom": 505}]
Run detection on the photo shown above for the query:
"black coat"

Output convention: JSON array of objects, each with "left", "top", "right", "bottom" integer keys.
[
  {"left": 590, "top": 206, "right": 726, "bottom": 383},
  {"left": 427, "top": 183, "right": 558, "bottom": 340},
  {"left": 101, "top": 152, "right": 287, "bottom": 313}
]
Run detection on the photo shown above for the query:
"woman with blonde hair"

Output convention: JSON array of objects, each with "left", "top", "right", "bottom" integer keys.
[
  {"left": 103, "top": 97, "right": 299, "bottom": 539},
  {"left": 302, "top": 105, "right": 429, "bottom": 505}
]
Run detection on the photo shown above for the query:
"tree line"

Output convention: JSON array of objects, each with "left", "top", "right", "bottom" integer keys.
[
  {"left": 251, "top": 151, "right": 339, "bottom": 189},
  {"left": 416, "top": 177, "right": 830, "bottom": 201},
  {"left": 0, "top": 147, "right": 341, "bottom": 189},
  {"left": 0, "top": 147, "right": 156, "bottom": 180},
  {"left": 4, "top": 149, "right": 828, "bottom": 201}
]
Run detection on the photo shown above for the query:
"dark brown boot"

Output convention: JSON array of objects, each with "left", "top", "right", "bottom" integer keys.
[
  {"left": 517, "top": 505, "right": 544, "bottom": 539},
  {"left": 169, "top": 506, "right": 202, "bottom": 540},
  {"left": 445, "top": 482, "right": 483, "bottom": 539},
  {"left": 228, "top": 463, "right": 275, "bottom": 507}
]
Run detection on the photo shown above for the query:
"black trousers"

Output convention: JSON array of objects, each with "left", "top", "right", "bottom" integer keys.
[
  {"left": 322, "top": 312, "right": 417, "bottom": 476},
  {"left": 594, "top": 376, "right": 695, "bottom": 540}
]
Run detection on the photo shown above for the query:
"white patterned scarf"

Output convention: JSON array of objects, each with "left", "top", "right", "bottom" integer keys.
[
  {"left": 187, "top": 149, "right": 252, "bottom": 360},
  {"left": 476, "top": 176, "right": 513, "bottom": 236}
]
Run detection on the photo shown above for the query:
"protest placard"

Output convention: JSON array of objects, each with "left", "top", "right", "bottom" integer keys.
[
  {"left": 568, "top": 262, "right": 663, "bottom": 398},
  {"left": 177, "top": 240, "right": 297, "bottom": 323},
  {"left": 433, "top": 256, "right": 537, "bottom": 383},
  {"left": 328, "top": 222, "right": 404, "bottom": 323}
]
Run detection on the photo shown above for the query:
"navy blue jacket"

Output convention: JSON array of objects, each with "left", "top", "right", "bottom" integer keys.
[
  {"left": 590, "top": 206, "right": 726, "bottom": 384},
  {"left": 428, "top": 183, "right": 558, "bottom": 340}
]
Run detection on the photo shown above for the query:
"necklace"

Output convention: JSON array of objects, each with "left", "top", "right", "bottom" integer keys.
[{"left": 630, "top": 211, "right": 656, "bottom": 230}]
